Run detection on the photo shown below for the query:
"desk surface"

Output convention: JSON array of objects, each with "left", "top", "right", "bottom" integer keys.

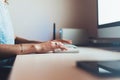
[{"left": 9, "top": 47, "right": 120, "bottom": 80}]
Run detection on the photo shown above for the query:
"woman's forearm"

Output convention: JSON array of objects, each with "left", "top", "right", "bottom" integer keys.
[
  {"left": 0, "top": 44, "right": 37, "bottom": 56},
  {"left": 0, "top": 39, "right": 72, "bottom": 58}
]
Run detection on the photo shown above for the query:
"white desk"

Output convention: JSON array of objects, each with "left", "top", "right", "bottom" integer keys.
[{"left": 9, "top": 47, "right": 120, "bottom": 80}]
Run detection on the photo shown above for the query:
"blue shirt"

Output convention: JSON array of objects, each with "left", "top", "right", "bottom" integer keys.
[{"left": 0, "top": 0, "right": 14, "bottom": 44}]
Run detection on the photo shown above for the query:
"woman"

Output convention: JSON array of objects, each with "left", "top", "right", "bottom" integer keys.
[
  {"left": 0, "top": 0, "right": 72, "bottom": 58},
  {"left": 0, "top": 0, "right": 71, "bottom": 79}
]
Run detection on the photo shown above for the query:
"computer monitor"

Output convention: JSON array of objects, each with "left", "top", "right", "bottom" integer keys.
[{"left": 97, "top": 0, "right": 120, "bottom": 38}]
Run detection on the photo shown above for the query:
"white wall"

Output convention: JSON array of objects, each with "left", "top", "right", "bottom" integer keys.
[
  {"left": 8, "top": 0, "right": 97, "bottom": 41},
  {"left": 81, "top": 0, "right": 97, "bottom": 38}
]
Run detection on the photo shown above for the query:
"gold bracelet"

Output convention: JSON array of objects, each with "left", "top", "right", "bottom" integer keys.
[{"left": 20, "top": 44, "right": 24, "bottom": 54}]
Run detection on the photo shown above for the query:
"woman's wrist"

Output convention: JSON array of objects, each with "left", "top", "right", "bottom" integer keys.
[
  {"left": 18, "top": 44, "right": 39, "bottom": 54},
  {"left": 19, "top": 44, "right": 24, "bottom": 54}
]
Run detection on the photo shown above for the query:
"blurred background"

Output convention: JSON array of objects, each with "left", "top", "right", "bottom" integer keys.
[{"left": 8, "top": 0, "right": 97, "bottom": 41}]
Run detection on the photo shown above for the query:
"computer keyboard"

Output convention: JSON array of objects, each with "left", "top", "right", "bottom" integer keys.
[
  {"left": 64, "top": 44, "right": 78, "bottom": 48},
  {"left": 54, "top": 44, "right": 79, "bottom": 53}
]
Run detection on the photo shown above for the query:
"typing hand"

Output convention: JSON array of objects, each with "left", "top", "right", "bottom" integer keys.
[{"left": 34, "top": 39, "right": 72, "bottom": 53}]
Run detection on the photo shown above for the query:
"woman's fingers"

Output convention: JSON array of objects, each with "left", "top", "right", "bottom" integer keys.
[{"left": 51, "top": 41, "right": 67, "bottom": 51}]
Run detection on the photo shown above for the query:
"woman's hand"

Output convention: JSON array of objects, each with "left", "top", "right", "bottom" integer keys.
[{"left": 34, "top": 39, "right": 72, "bottom": 53}]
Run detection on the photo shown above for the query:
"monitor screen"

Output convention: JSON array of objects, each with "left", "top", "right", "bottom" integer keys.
[
  {"left": 97, "top": 0, "right": 120, "bottom": 38},
  {"left": 98, "top": 0, "right": 120, "bottom": 28}
]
